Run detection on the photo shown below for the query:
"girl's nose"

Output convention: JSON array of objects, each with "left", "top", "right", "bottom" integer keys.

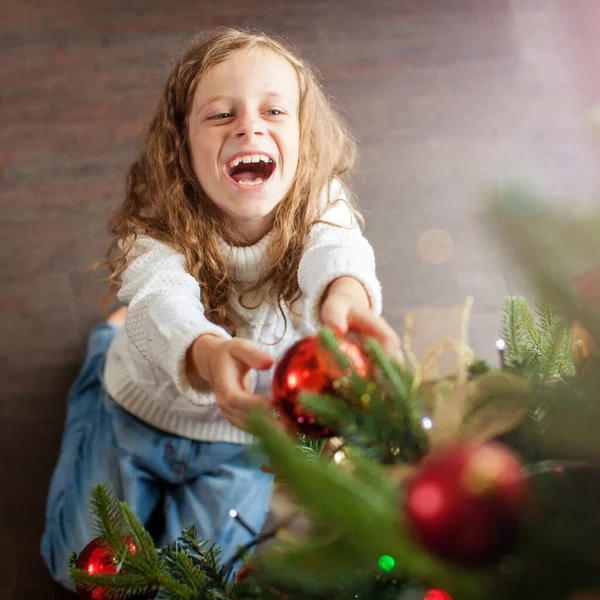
[{"left": 234, "top": 115, "right": 265, "bottom": 139}]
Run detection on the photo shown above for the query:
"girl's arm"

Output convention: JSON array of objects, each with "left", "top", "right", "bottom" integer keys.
[
  {"left": 298, "top": 181, "right": 400, "bottom": 354},
  {"left": 117, "top": 235, "right": 232, "bottom": 405},
  {"left": 298, "top": 181, "right": 382, "bottom": 326}
]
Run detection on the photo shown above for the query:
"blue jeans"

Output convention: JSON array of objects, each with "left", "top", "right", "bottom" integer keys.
[{"left": 41, "top": 322, "right": 273, "bottom": 591}]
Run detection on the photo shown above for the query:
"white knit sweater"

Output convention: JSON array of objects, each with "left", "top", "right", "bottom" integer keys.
[{"left": 103, "top": 183, "right": 382, "bottom": 444}]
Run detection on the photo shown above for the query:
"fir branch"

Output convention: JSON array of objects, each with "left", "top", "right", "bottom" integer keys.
[
  {"left": 500, "top": 297, "right": 540, "bottom": 374},
  {"left": 152, "top": 574, "right": 196, "bottom": 600},
  {"left": 168, "top": 528, "right": 232, "bottom": 594},
  {"left": 534, "top": 289, "right": 560, "bottom": 337},
  {"left": 366, "top": 339, "right": 428, "bottom": 456},
  {"left": 89, "top": 484, "right": 127, "bottom": 556},
  {"left": 556, "top": 327, "right": 575, "bottom": 378},
  {"left": 117, "top": 501, "right": 162, "bottom": 577},
  {"left": 69, "top": 570, "right": 159, "bottom": 599},
  {"left": 297, "top": 433, "right": 325, "bottom": 460},
  {"left": 161, "top": 550, "right": 205, "bottom": 593},
  {"left": 319, "top": 328, "right": 353, "bottom": 371},
  {"left": 250, "top": 411, "right": 480, "bottom": 598},
  {"left": 299, "top": 393, "right": 399, "bottom": 464},
  {"left": 539, "top": 320, "right": 570, "bottom": 381}
]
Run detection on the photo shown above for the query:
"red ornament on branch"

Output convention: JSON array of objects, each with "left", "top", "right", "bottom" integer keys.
[
  {"left": 405, "top": 442, "right": 527, "bottom": 566},
  {"left": 75, "top": 537, "right": 157, "bottom": 600},
  {"left": 272, "top": 334, "right": 371, "bottom": 438}
]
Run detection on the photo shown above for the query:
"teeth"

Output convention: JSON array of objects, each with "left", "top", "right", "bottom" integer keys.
[{"left": 227, "top": 154, "right": 273, "bottom": 169}]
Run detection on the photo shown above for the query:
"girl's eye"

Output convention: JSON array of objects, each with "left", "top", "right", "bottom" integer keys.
[
  {"left": 209, "top": 113, "right": 233, "bottom": 120},
  {"left": 265, "top": 109, "right": 283, "bottom": 116}
]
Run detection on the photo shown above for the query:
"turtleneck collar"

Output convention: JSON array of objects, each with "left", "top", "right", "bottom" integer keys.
[{"left": 219, "top": 231, "right": 273, "bottom": 283}]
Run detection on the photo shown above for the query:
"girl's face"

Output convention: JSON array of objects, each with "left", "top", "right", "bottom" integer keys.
[{"left": 189, "top": 48, "right": 300, "bottom": 243}]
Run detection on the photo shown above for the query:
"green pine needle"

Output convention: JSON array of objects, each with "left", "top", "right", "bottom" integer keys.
[
  {"left": 89, "top": 484, "right": 127, "bottom": 557},
  {"left": 161, "top": 550, "right": 205, "bottom": 592},
  {"left": 69, "top": 570, "right": 159, "bottom": 599},
  {"left": 249, "top": 409, "right": 480, "bottom": 599}
]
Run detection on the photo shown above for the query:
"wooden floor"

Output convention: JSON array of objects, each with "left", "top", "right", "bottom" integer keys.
[{"left": 1, "top": 1, "right": 599, "bottom": 598}]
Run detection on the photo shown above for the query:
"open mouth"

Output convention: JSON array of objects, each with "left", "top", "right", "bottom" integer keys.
[{"left": 225, "top": 153, "right": 276, "bottom": 186}]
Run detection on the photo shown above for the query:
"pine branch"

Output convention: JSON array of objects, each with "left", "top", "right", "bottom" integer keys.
[
  {"left": 164, "top": 527, "right": 233, "bottom": 596},
  {"left": 534, "top": 290, "right": 559, "bottom": 337},
  {"left": 299, "top": 333, "right": 428, "bottom": 464},
  {"left": 319, "top": 328, "right": 353, "bottom": 371},
  {"left": 540, "top": 320, "right": 570, "bottom": 381},
  {"left": 160, "top": 550, "right": 205, "bottom": 593},
  {"left": 152, "top": 575, "right": 196, "bottom": 600},
  {"left": 365, "top": 338, "right": 428, "bottom": 458},
  {"left": 500, "top": 297, "right": 540, "bottom": 375},
  {"left": 556, "top": 327, "right": 575, "bottom": 378},
  {"left": 69, "top": 570, "right": 159, "bottom": 599},
  {"left": 249, "top": 410, "right": 480, "bottom": 599},
  {"left": 297, "top": 433, "right": 325, "bottom": 460},
  {"left": 118, "top": 501, "right": 162, "bottom": 575},
  {"left": 89, "top": 484, "right": 127, "bottom": 558}
]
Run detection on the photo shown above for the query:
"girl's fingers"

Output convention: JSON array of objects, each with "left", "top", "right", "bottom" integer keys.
[
  {"left": 346, "top": 307, "right": 401, "bottom": 355},
  {"left": 229, "top": 339, "right": 274, "bottom": 370},
  {"left": 320, "top": 298, "right": 350, "bottom": 336},
  {"left": 219, "top": 394, "right": 273, "bottom": 430}
]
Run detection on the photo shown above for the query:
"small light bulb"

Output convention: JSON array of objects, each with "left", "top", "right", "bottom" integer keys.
[
  {"left": 421, "top": 417, "right": 433, "bottom": 430},
  {"left": 229, "top": 509, "right": 237, "bottom": 518},
  {"left": 333, "top": 450, "right": 346, "bottom": 464},
  {"left": 496, "top": 338, "right": 506, "bottom": 351}
]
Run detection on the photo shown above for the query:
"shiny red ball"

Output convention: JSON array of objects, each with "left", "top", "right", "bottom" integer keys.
[
  {"left": 272, "top": 334, "right": 371, "bottom": 438},
  {"left": 75, "top": 537, "right": 156, "bottom": 600},
  {"left": 425, "top": 591, "right": 452, "bottom": 600},
  {"left": 405, "top": 442, "right": 527, "bottom": 566}
]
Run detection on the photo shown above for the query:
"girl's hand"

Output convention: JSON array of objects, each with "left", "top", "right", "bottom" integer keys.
[
  {"left": 320, "top": 276, "right": 401, "bottom": 357},
  {"left": 187, "top": 335, "right": 274, "bottom": 431}
]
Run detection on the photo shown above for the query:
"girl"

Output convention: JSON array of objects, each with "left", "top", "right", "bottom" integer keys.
[{"left": 41, "top": 27, "right": 400, "bottom": 591}]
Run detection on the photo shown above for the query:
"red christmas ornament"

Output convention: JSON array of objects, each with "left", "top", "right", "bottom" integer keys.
[
  {"left": 425, "top": 591, "right": 452, "bottom": 600},
  {"left": 405, "top": 442, "right": 527, "bottom": 566},
  {"left": 272, "top": 334, "right": 371, "bottom": 438},
  {"left": 75, "top": 537, "right": 157, "bottom": 600}
]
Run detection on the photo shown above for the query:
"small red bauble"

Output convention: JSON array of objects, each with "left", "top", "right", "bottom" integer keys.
[
  {"left": 75, "top": 537, "right": 157, "bottom": 600},
  {"left": 405, "top": 442, "right": 527, "bottom": 566},
  {"left": 425, "top": 591, "right": 452, "bottom": 600},
  {"left": 272, "top": 334, "right": 371, "bottom": 438}
]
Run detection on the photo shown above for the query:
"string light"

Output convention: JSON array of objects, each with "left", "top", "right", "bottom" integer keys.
[
  {"left": 228, "top": 509, "right": 257, "bottom": 537},
  {"left": 496, "top": 338, "right": 506, "bottom": 369},
  {"left": 421, "top": 416, "right": 433, "bottom": 430},
  {"left": 378, "top": 554, "right": 395, "bottom": 572},
  {"left": 333, "top": 450, "right": 346, "bottom": 464}
]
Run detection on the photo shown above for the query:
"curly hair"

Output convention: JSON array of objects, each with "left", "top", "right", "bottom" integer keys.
[{"left": 102, "top": 27, "right": 358, "bottom": 333}]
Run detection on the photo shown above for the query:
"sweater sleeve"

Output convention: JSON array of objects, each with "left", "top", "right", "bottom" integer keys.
[
  {"left": 117, "top": 235, "right": 231, "bottom": 403},
  {"left": 298, "top": 181, "right": 382, "bottom": 328}
]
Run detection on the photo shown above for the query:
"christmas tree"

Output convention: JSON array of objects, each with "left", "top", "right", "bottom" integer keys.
[{"left": 69, "top": 184, "right": 600, "bottom": 600}]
